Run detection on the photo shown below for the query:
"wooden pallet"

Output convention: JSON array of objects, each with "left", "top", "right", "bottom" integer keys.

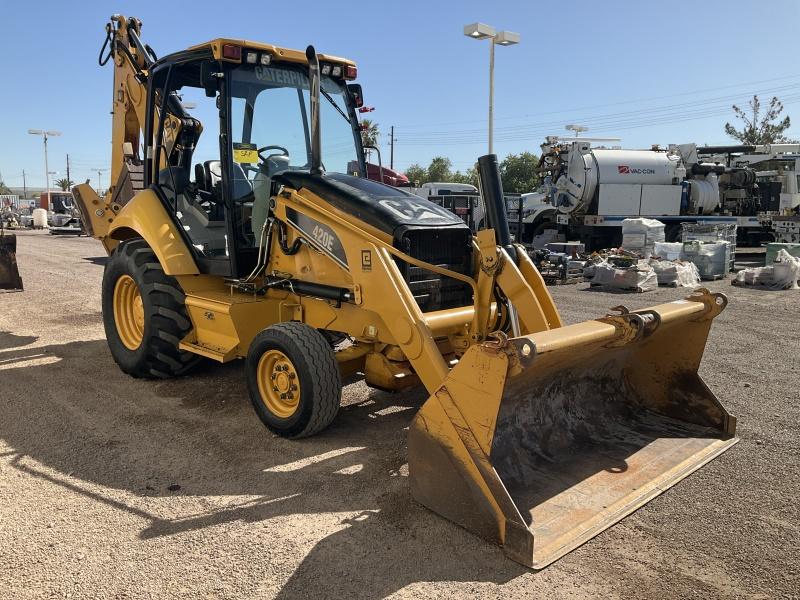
[
  {"left": 588, "top": 282, "right": 648, "bottom": 293},
  {"left": 699, "top": 274, "right": 728, "bottom": 281}
]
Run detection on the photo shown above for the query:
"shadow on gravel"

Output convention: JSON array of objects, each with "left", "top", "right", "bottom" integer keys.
[
  {"left": 0, "top": 331, "right": 38, "bottom": 350},
  {"left": 0, "top": 338, "right": 526, "bottom": 596},
  {"left": 82, "top": 256, "right": 108, "bottom": 266}
]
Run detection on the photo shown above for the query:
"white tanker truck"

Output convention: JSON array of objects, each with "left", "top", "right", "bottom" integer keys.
[{"left": 516, "top": 137, "right": 770, "bottom": 249}]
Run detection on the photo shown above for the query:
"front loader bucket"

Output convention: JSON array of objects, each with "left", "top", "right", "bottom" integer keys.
[
  {"left": 409, "top": 289, "right": 737, "bottom": 569},
  {"left": 0, "top": 233, "right": 23, "bottom": 291}
]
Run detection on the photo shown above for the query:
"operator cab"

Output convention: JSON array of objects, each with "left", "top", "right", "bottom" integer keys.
[{"left": 144, "top": 41, "right": 365, "bottom": 277}]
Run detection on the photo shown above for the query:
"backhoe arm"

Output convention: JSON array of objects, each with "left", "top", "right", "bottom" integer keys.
[{"left": 101, "top": 15, "right": 153, "bottom": 193}]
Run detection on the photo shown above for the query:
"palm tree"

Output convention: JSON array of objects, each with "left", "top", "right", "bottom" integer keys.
[
  {"left": 54, "top": 177, "right": 75, "bottom": 191},
  {"left": 360, "top": 119, "right": 379, "bottom": 148}
]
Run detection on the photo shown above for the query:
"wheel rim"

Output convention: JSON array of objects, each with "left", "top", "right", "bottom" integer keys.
[
  {"left": 113, "top": 274, "right": 145, "bottom": 350},
  {"left": 257, "top": 350, "right": 301, "bottom": 419}
]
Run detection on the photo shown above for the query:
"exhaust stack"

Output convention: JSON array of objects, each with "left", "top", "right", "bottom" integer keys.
[
  {"left": 477, "top": 154, "right": 516, "bottom": 262},
  {"left": 305, "top": 45, "right": 323, "bottom": 176}
]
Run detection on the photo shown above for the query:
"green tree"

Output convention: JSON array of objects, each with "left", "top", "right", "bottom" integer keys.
[
  {"left": 0, "top": 178, "right": 11, "bottom": 195},
  {"left": 499, "top": 152, "right": 540, "bottom": 193},
  {"left": 360, "top": 119, "right": 380, "bottom": 147},
  {"left": 451, "top": 167, "right": 479, "bottom": 188},
  {"left": 426, "top": 156, "right": 452, "bottom": 182},
  {"left": 725, "top": 95, "right": 793, "bottom": 144},
  {"left": 54, "top": 177, "right": 74, "bottom": 191},
  {"left": 404, "top": 163, "right": 428, "bottom": 186}
]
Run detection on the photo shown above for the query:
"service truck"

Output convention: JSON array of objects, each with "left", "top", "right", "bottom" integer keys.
[{"left": 515, "top": 137, "right": 771, "bottom": 250}]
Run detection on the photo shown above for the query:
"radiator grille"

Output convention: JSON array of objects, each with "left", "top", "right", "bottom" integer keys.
[{"left": 394, "top": 227, "right": 473, "bottom": 312}]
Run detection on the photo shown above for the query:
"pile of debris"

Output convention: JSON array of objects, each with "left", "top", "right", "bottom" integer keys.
[
  {"left": 583, "top": 218, "right": 706, "bottom": 293},
  {"left": 733, "top": 249, "right": 800, "bottom": 290},
  {"left": 648, "top": 257, "right": 701, "bottom": 287},
  {"left": 584, "top": 252, "right": 658, "bottom": 293},
  {"left": 530, "top": 242, "right": 588, "bottom": 285}
]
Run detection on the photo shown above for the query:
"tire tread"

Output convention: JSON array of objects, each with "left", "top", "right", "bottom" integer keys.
[{"left": 103, "top": 239, "right": 200, "bottom": 379}]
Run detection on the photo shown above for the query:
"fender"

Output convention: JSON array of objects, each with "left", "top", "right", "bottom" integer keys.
[
  {"left": 73, "top": 182, "right": 199, "bottom": 276},
  {"left": 109, "top": 189, "right": 199, "bottom": 275}
]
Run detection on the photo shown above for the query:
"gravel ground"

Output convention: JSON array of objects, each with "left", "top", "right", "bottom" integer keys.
[{"left": 0, "top": 230, "right": 797, "bottom": 599}]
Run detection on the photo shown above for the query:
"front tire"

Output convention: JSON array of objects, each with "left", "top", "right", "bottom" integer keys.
[
  {"left": 246, "top": 323, "right": 342, "bottom": 438},
  {"left": 102, "top": 238, "right": 200, "bottom": 378}
]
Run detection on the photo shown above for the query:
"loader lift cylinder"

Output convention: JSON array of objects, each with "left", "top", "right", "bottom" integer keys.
[{"left": 477, "top": 153, "right": 516, "bottom": 262}]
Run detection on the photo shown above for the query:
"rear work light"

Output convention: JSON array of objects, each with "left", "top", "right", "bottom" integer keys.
[
  {"left": 321, "top": 64, "right": 332, "bottom": 76},
  {"left": 260, "top": 53, "right": 271, "bottom": 65},
  {"left": 222, "top": 44, "right": 242, "bottom": 61},
  {"left": 344, "top": 64, "right": 357, "bottom": 80},
  {"left": 245, "top": 51, "right": 258, "bottom": 64},
  {"left": 331, "top": 65, "right": 342, "bottom": 77}
]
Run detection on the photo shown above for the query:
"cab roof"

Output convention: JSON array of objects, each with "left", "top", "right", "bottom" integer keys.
[{"left": 188, "top": 38, "right": 356, "bottom": 67}]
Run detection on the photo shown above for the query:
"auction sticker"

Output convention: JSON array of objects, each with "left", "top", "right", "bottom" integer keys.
[{"left": 233, "top": 142, "right": 258, "bottom": 163}]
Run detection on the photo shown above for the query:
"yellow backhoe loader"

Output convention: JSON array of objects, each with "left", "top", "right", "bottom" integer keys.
[{"left": 74, "top": 15, "right": 737, "bottom": 568}]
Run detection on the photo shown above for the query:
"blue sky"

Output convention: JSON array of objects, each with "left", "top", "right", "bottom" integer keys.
[{"left": 2, "top": 0, "right": 799, "bottom": 189}]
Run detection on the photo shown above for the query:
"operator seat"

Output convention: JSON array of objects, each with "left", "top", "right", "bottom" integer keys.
[{"left": 204, "top": 160, "right": 253, "bottom": 201}]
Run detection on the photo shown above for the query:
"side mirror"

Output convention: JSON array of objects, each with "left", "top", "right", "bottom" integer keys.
[{"left": 348, "top": 83, "right": 363, "bottom": 108}]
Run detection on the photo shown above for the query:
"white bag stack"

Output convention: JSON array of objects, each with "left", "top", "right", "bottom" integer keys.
[
  {"left": 590, "top": 260, "right": 658, "bottom": 292},
  {"left": 681, "top": 240, "right": 731, "bottom": 280},
  {"left": 621, "top": 218, "right": 665, "bottom": 258},
  {"left": 648, "top": 259, "right": 701, "bottom": 287},
  {"left": 734, "top": 249, "right": 800, "bottom": 290}
]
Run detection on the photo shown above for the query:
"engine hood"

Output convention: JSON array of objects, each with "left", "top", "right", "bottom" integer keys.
[{"left": 275, "top": 172, "right": 467, "bottom": 237}]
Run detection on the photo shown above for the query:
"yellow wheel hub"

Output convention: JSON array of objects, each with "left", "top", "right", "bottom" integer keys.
[
  {"left": 113, "top": 274, "right": 145, "bottom": 351},
  {"left": 257, "top": 350, "right": 301, "bottom": 419}
]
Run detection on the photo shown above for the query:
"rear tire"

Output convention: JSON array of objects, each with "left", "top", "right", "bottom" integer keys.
[
  {"left": 246, "top": 323, "right": 341, "bottom": 438},
  {"left": 102, "top": 238, "right": 201, "bottom": 378}
]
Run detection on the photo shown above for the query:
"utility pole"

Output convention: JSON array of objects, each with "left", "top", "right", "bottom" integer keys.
[
  {"left": 66, "top": 154, "right": 71, "bottom": 186},
  {"left": 389, "top": 126, "right": 396, "bottom": 170},
  {"left": 22, "top": 170, "right": 27, "bottom": 206},
  {"left": 95, "top": 168, "right": 109, "bottom": 195},
  {"left": 28, "top": 129, "right": 61, "bottom": 209}
]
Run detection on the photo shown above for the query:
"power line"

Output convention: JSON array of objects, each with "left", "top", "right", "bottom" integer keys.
[
  {"left": 395, "top": 93, "right": 800, "bottom": 145},
  {"left": 393, "top": 73, "right": 800, "bottom": 130},
  {"left": 395, "top": 83, "right": 800, "bottom": 142}
]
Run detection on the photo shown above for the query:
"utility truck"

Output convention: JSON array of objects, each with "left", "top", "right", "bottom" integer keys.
[
  {"left": 516, "top": 137, "right": 770, "bottom": 249},
  {"left": 696, "top": 143, "right": 800, "bottom": 242}
]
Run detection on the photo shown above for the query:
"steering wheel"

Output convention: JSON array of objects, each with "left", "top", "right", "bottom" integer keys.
[{"left": 258, "top": 145, "right": 289, "bottom": 162}]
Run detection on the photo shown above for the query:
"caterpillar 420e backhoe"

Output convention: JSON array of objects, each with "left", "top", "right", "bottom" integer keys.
[{"left": 74, "top": 15, "right": 738, "bottom": 568}]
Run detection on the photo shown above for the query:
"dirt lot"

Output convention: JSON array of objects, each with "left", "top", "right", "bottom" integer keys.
[{"left": 1, "top": 230, "right": 797, "bottom": 599}]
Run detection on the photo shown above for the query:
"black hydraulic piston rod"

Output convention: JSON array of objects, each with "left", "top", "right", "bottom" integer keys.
[{"left": 477, "top": 154, "right": 517, "bottom": 262}]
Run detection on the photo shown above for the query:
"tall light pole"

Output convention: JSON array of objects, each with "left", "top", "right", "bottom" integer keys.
[
  {"left": 28, "top": 129, "right": 61, "bottom": 209},
  {"left": 464, "top": 23, "right": 520, "bottom": 155}
]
